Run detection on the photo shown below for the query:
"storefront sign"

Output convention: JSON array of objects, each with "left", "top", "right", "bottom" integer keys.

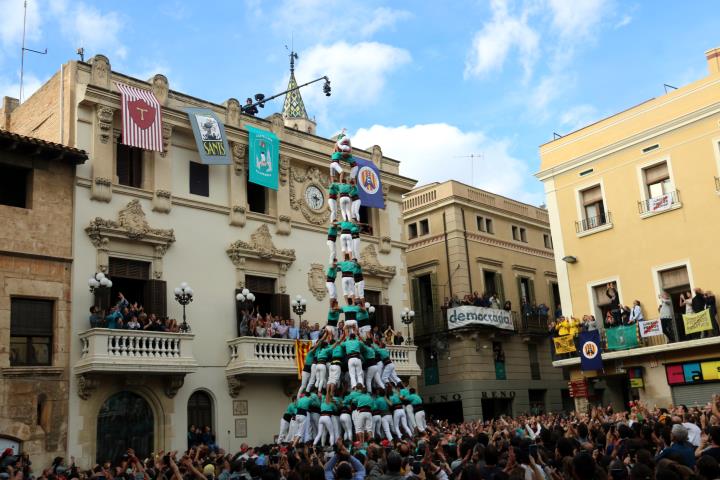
[
  {"left": 666, "top": 358, "right": 720, "bottom": 385},
  {"left": 481, "top": 391, "right": 516, "bottom": 399},
  {"left": 426, "top": 393, "right": 463, "bottom": 403},
  {"left": 568, "top": 379, "right": 589, "bottom": 398},
  {"left": 447, "top": 306, "right": 515, "bottom": 331}
]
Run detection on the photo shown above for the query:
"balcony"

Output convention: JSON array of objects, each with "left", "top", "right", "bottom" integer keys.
[
  {"left": 75, "top": 328, "right": 198, "bottom": 375},
  {"left": 225, "top": 337, "right": 421, "bottom": 378},
  {"left": 575, "top": 212, "right": 612, "bottom": 235},
  {"left": 637, "top": 190, "right": 681, "bottom": 216}
]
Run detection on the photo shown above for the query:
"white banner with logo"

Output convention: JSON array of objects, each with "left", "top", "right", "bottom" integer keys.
[
  {"left": 639, "top": 319, "right": 663, "bottom": 337},
  {"left": 447, "top": 306, "right": 515, "bottom": 331},
  {"left": 648, "top": 194, "right": 672, "bottom": 212}
]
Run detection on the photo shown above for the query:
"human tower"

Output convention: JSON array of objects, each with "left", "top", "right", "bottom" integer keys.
[{"left": 277, "top": 132, "right": 427, "bottom": 446}]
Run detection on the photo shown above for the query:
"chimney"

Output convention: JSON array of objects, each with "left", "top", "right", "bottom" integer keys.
[
  {"left": 706, "top": 47, "right": 720, "bottom": 75},
  {"left": 0, "top": 96, "right": 19, "bottom": 130}
]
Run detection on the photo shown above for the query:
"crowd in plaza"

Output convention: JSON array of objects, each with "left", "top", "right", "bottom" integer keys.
[{"left": 5, "top": 394, "right": 720, "bottom": 480}]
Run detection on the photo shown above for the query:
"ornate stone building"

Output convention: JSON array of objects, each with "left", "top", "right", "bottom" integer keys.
[
  {"left": 0, "top": 129, "right": 87, "bottom": 465},
  {"left": 2, "top": 55, "right": 418, "bottom": 464}
]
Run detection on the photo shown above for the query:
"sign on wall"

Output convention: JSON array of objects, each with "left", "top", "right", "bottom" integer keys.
[
  {"left": 185, "top": 108, "right": 232, "bottom": 164},
  {"left": 446, "top": 306, "right": 515, "bottom": 331},
  {"left": 666, "top": 358, "right": 720, "bottom": 386}
]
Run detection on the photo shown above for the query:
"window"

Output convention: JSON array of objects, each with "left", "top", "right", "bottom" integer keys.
[
  {"left": 359, "top": 206, "right": 373, "bottom": 235},
  {"left": 187, "top": 391, "right": 213, "bottom": 431},
  {"left": 643, "top": 162, "right": 672, "bottom": 199},
  {"left": 419, "top": 219, "right": 429, "bottom": 236},
  {"left": 520, "top": 228, "right": 527, "bottom": 243},
  {"left": 247, "top": 173, "right": 268, "bottom": 214},
  {"left": 116, "top": 144, "right": 143, "bottom": 188},
  {"left": 408, "top": 223, "right": 418, "bottom": 239},
  {"left": 423, "top": 348, "right": 439, "bottom": 386},
  {"left": 528, "top": 344, "right": 541, "bottom": 380},
  {"left": 10, "top": 298, "right": 53, "bottom": 366},
  {"left": 477, "top": 216, "right": 486, "bottom": 232},
  {"left": 485, "top": 218, "right": 494, "bottom": 234},
  {"left": 493, "top": 342, "right": 506, "bottom": 380},
  {"left": 543, "top": 233, "right": 553, "bottom": 249},
  {"left": 518, "top": 276, "right": 535, "bottom": 304},
  {"left": 0, "top": 164, "right": 32, "bottom": 208},
  {"left": 512, "top": 226, "right": 527, "bottom": 242},
  {"left": 477, "top": 216, "right": 493, "bottom": 233},
  {"left": 580, "top": 185, "right": 606, "bottom": 226},
  {"left": 189, "top": 161, "right": 209, "bottom": 197},
  {"left": 512, "top": 226, "right": 519, "bottom": 240}
]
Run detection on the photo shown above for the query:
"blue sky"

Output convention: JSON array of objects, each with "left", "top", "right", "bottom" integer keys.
[{"left": 0, "top": 0, "right": 717, "bottom": 204}]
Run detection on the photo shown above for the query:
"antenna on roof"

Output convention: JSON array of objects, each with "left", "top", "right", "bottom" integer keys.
[
  {"left": 453, "top": 153, "right": 484, "bottom": 187},
  {"left": 19, "top": 0, "right": 47, "bottom": 103},
  {"left": 285, "top": 34, "right": 298, "bottom": 73},
  {"left": 663, "top": 84, "right": 677, "bottom": 94},
  {"left": 553, "top": 132, "right": 563, "bottom": 139}
]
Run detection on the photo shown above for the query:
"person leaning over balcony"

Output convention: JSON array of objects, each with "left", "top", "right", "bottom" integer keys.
[
  {"left": 105, "top": 305, "right": 123, "bottom": 329},
  {"left": 89, "top": 306, "right": 105, "bottom": 328},
  {"left": 629, "top": 300, "right": 644, "bottom": 324},
  {"left": 287, "top": 318, "right": 299, "bottom": 340}
]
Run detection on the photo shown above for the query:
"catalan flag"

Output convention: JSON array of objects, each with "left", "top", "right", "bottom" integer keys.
[{"left": 295, "top": 339, "right": 311, "bottom": 380}]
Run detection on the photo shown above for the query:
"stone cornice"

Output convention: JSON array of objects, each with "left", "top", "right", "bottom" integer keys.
[
  {"left": 404, "top": 196, "right": 550, "bottom": 228},
  {"left": 407, "top": 234, "right": 445, "bottom": 251},
  {"left": 466, "top": 232, "right": 554, "bottom": 260}
]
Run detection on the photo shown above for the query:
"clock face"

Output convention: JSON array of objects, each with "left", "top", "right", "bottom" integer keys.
[{"left": 304, "top": 185, "right": 324, "bottom": 211}]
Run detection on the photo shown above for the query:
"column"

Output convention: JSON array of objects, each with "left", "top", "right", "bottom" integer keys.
[
  {"left": 90, "top": 104, "right": 115, "bottom": 202},
  {"left": 229, "top": 142, "right": 248, "bottom": 227}
]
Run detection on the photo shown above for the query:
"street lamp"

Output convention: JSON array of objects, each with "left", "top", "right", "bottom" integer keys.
[
  {"left": 401, "top": 307, "right": 416, "bottom": 345},
  {"left": 242, "top": 75, "right": 331, "bottom": 115},
  {"left": 236, "top": 288, "right": 256, "bottom": 309},
  {"left": 88, "top": 271, "right": 112, "bottom": 293},
  {"left": 292, "top": 295, "right": 307, "bottom": 322},
  {"left": 174, "top": 282, "right": 194, "bottom": 333}
]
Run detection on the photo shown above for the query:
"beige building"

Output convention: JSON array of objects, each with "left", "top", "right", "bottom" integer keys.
[
  {"left": 1, "top": 55, "right": 420, "bottom": 465},
  {"left": 403, "top": 181, "right": 569, "bottom": 420},
  {"left": 536, "top": 47, "right": 720, "bottom": 409},
  {"left": 0, "top": 129, "right": 87, "bottom": 465}
]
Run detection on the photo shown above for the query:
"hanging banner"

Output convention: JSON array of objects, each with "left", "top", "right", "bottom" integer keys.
[
  {"left": 647, "top": 194, "right": 672, "bottom": 212},
  {"left": 579, "top": 330, "right": 603, "bottom": 371},
  {"left": 683, "top": 309, "right": 713, "bottom": 335},
  {"left": 185, "top": 108, "right": 231, "bottom": 165},
  {"left": 246, "top": 125, "right": 279, "bottom": 190},
  {"left": 447, "top": 305, "right": 515, "bottom": 331},
  {"left": 639, "top": 319, "right": 663, "bottom": 338},
  {"left": 354, "top": 157, "right": 385, "bottom": 209},
  {"left": 606, "top": 325, "right": 639, "bottom": 351},
  {"left": 116, "top": 82, "right": 163, "bottom": 152},
  {"left": 294, "top": 339, "right": 312, "bottom": 380},
  {"left": 553, "top": 334, "right": 576, "bottom": 354}
]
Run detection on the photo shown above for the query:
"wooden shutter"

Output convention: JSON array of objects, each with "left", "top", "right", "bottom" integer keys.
[
  {"left": 582, "top": 186, "right": 602, "bottom": 206},
  {"left": 109, "top": 258, "right": 150, "bottom": 279},
  {"left": 374, "top": 304, "right": 394, "bottom": 330},
  {"left": 189, "top": 161, "right": 209, "bottom": 197},
  {"left": 411, "top": 277, "right": 422, "bottom": 323},
  {"left": 144, "top": 280, "right": 167, "bottom": 318},
  {"left": 660, "top": 267, "right": 689, "bottom": 289},
  {"left": 528, "top": 278, "right": 536, "bottom": 305},
  {"left": 11, "top": 299, "right": 54, "bottom": 336},
  {"left": 495, "top": 272, "right": 505, "bottom": 303},
  {"left": 644, "top": 162, "right": 669, "bottom": 184},
  {"left": 517, "top": 276, "right": 524, "bottom": 303},
  {"left": 271, "top": 293, "right": 290, "bottom": 320}
]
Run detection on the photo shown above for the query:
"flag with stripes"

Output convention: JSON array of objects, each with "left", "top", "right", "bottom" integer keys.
[
  {"left": 116, "top": 82, "right": 163, "bottom": 152},
  {"left": 295, "top": 339, "right": 311, "bottom": 380}
]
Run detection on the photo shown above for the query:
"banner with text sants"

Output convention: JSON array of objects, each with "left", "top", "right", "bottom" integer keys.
[
  {"left": 185, "top": 108, "right": 232, "bottom": 165},
  {"left": 447, "top": 306, "right": 515, "bottom": 331}
]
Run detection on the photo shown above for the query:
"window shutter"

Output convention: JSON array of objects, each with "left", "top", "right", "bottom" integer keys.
[
  {"left": 411, "top": 277, "right": 422, "bottom": 324},
  {"left": 528, "top": 278, "right": 536, "bottom": 305},
  {"left": 660, "top": 267, "right": 689, "bottom": 289},
  {"left": 495, "top": 272, "right": 505, "bottom": 303},
  {"left": 144, "top": 280, "right": 167, "bottom": 318},
  {"left": 11, "top": 299, "right": 54, "bottom": 336},
  {"left": 582, "top": 186, "right": 602, "bottom": 206},
  {"left": 189, "top": 161, "right": 210, "bottom": 197},
  {"left": 644, "top": 162, "right": 669, "bottom": 184},
  {"left": 109, "top": 258, "right": 150, "bottom": 279},
  {"left": 374, "top": 305, "right": 394, "bottom": 330},
  {"left": 517, "top": 276, "right": 524, "bottom": 303},
  {"left": 269, "top": 293, "right": 290, "bottom": 319}
]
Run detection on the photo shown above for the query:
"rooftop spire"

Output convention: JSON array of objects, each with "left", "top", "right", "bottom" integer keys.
[{"left": 282, "top": 49, "right": 309, "bottom": 120}]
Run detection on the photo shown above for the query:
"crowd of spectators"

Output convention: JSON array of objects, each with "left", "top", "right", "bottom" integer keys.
[
  {"left": 4, "top": 395, "right": 720, "bottom": 480},
  {"left": 443, "top": 293, "right": 509, "bottom": 312},
  {"left": 88, "top": 292, "right": 180, "bottom": 333}
]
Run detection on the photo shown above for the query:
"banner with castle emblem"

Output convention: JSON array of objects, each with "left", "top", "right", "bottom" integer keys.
[
  {"left": 185, "top": 108, "right": 231, "bottom": 165},
  {"left": 246, "top": 125, "right": 279, "bottom": 190},
  {"left": 354, "top": 157, "right": 384, "bottom": 208}
]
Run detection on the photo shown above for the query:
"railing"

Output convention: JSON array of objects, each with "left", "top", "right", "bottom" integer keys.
[
  {"left": 637, "top": 190, "right": 680, "bottom": 214},
  {"left": 226, "top": 337, "right": 421, "bottom": 377},
  {"left": 518, "top": 313, "right": 549, "bottom": 335},
  {"left": 75, "top": 328, "right": 198, "bottom": 375},
  {"left": 575, "top": 212, "right": 612, "bottom": 233}
]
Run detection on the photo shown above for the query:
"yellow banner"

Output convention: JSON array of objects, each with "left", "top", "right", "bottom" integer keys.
[
  {"left": 553, "top": 334, "right": 576, "bottom": 354},
  {"left": 682, "top": 309, "right": 713, "bottom": 335}
]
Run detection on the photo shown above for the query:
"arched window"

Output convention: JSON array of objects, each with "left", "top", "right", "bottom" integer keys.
[
  {"left": 96, "top": 391, "right": 153, "bottom": 464},
  {"left": 187, "top": 390, "right": 213, "bottom": 433}
]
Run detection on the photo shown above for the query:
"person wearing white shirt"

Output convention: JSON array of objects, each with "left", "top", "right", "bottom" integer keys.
[
  {"left": 629, "top": 300, "right": 644, "bottom": 324},
  {"left": 682, "top": 417, "right": 703, "bottom": 447}
]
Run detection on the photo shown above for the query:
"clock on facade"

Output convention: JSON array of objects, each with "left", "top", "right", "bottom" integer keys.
[{"left": 304, "top": 185, "right": 324, "bottom": 211}]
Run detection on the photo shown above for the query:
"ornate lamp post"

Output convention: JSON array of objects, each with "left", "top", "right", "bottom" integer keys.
[
  {"left": 88, "top": 271, "right": 112, "bottom": 293},
  {"left": 235, "top": 288, "right": 256, "bottom": 309},
  {"left": 292, "top": 295, "right": 307, "bottom": 323},
  {"left": 174, "top": 282, "right": 194, "bottom": 333},
  {"left": 401, "top": 307, "right": 416, "bottom": 345}
]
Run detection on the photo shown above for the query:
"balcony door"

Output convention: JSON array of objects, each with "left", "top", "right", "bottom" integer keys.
[
  {"left": 659, "top": 266, "right": 691, "bottom": 340},
  {"left": 242, "top": 275, "right": 289, "bottom": 319},
  {"left": 187, "top": 390, "right": 214, "bottom": 432},
  {"left": 96, "top": 391, "right": 153, "bottom": 463}
]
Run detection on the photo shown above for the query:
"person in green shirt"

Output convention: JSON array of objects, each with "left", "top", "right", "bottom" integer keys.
[
  {"left": 350, "top": 222, "right": 361, "bottom": 260},
  {"left": 338, "top": 178, "right": 353, "bottom": 222},
  {"left": 349, "top": 180, "right": 361, "bottom": 223},
  {"left": 342, "top": 300, "right": 361, "bottom": 336},
  {"left": 326, "top": 332, "right": 345, "bottom": 399},
  {"left": 387, "top": 385, "right": 413, "bottom": 438},
  {"left": 313, "top": 394, "right": 337, "bottom": 446},
  {"left": 330, "top": 148, "right": 343, "bottom": 182},
  {"left": 338, "top": 259, "right": 356, "bottom": 305},
  {"left": 343, "top": 332, "right": 365, "bottom": 389},
  {"left": 339, "top": 389, "right": 354, "bottom": 442},
  {"left": 326, "top": 259, "right": 338, "bottom": 304},
  {"left": 326, "top": 299, "right": 341, "bottom": 339},
  {"left": 278, "top": 398, "right": 296, "bottom": 443},
  {"left": 373, "top": 390, "right": 394, "bottom": 441},
  {"left": 299, "top": 339, "right": 323, "bottom": 397},
  {"left": 338, "top": 220, "right": 354, "bottom": 258},
  {"left": 326, "top": 224, "right": 338, "bottom": 265},
  {"left": 400, "top": 387, "right": 417, "bottom": 431},
  {"left": 353, "top": 261, "right": 365, "bottom": 305},
  {"left": 408, "top": 388, "right": 426, "bottom": 432},
  {"left": 354, "top": 386, "right": 375, "bottom": 443},
  {"left": 293, "top": 392, "right": 313, "bottom": 445},
  {"left": 328, "top": 182, "right": 339, "bottom": 223},
  {"left": 313, "top": 331, "right": 333, "bottom": 394}
]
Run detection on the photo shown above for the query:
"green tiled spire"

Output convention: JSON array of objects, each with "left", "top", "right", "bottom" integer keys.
[{"left": 282, "top": 52, "right": 309, "bottom": 120}]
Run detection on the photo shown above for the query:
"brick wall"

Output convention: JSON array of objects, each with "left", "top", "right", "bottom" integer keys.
[{"left": 9, "top": 71, "right": 61, "bottom": 143}]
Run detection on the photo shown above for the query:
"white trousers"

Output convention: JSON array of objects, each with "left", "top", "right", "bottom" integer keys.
[
  {"left": 415, "top": 410, "right": 427, "bottom": 432},
  {"left": 355, "top": 279, "right": 364, "bottom": 299},
  {"left": 351, "top": 199, "right": 361, "bottom": 222},
  {"left": 298, "top": 370, "right": 310, "bottom": 398},
  {"left": 340, "top": 233, "right": 353, "bottom": 255},
  {"left": 314, "top": 363, "right": 327, "bottom": 391},
  {"left": 359, "top": 325, "right": 371, "bottom": 338},
  {"left": 287, "top": 418, "right": 299, "bottom": 441},
  {"left": 393, "top": 409, "right": 413, "bottom": 438},
  {"left": 314, "top": 415, "right": 335, "bottom": 446},
  {"left": 405, "top": 404, "right": 416, "bottom": 431},
  {"left": 350, "top": 165, "right": 358, "bottom": 178},
  {"left": 328, "top": 198, "right": 337, "bottom": 222},
  {"left": 344, "top": 319, "right": 357, "bottom": 329},
  {"left": 351, "top": 410, "right": 360, "bottom": 438},
  {"left": 352, "top": 237, "right": 361, "bottom": 260},
  {"left": 293, "top": 414, "right": 306, "bottom": 439},
  {"left": 339, "top": 196, "right": 352, "bottom": 221},
  {"left": 328, "top": 363, "right": 342, "bottom": 386},
  {"left": 304, "top": 412, "right": 319, "bottom": 442},
  {"left": 340, "top": 413, "right": 353, "bottom": 441},
  {"left": 330, "top": 162, "right": 342, "bottom": 178},
  {"left": 327, "top": 240, "right": 337, "bottom": 264},
  {"left": 332, "top": 415, "right": 341, "bottom": 440},
  {"left": 348, "top": 357, "right": 364, "bottom": 387},
  {"left": 355, "top": 411, "right": 373, "bottom": 433},
  {"left": 341, "top": 277, "right": 355, "bottom": 297},
  {"left": 305, "top": 364, "right": 317, "bottom": 392},
  {"left": 381, "top": 362, "right": 401, "bottom": 386},
  {"left": 278, "top": 417, "right": 290, "bottom": 443},
  {"left": 372, "top": 361, "right": 385, "bottom": 388},
  {"left": 372, "top": 414, "right": 382, "bottom": 438},
  {"left": 326, "top": 281, "right": 337, "bottom": 299},
  {"left": 365, "top": 362, "right": 381, "bottom": 392},
  {"left": 381, "top": 414, "right": 395, "bottom": 440}
]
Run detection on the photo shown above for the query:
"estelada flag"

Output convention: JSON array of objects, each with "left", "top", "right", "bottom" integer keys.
[
  {"left": 295, "top": 339, "right": 311, "bottom": 380},
  {"left": 553, "top": 334, "right": 575, "bottom": 354},
  {"left": 116, "top": 82, "right": 163, "bottom": 152}
]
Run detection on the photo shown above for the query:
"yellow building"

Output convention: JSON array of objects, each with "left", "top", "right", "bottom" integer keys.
[
  {"left": 403, "top": 181, "right": 570, "bottom": 420},
  {"left": 536, "top": 47, "right": 720, "bottom": 409}
]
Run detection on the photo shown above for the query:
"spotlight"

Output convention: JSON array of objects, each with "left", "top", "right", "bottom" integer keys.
[
  {"left": 254, "top": 93, "right": 266, "bottom": 108},
  {"left": 323, "top": 78, "right": 331, "bottom": 97}
]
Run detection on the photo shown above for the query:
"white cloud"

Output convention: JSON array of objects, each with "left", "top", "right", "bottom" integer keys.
[
  {"left": 55, "top": 1, "right": 127, "bottom": 60},
  {"left": 0, "top": 0, "right": 42, "bottom": 48},
  {"left": 359, "top": 7, "right": 413, "bottom": 37},
  {"left": 559, "top": 104, "right": 597, "bottom": 131},
  {"left": 352, "top": 123, "right": 540, "bottom": 204},
  {"left": 293, "top": 41, "right": 410, "bottom": 121},
  {"left": 0, "top": 72, "right": 42, "bottom": 101},
  {"left": 464, "top": 0, "right": 539, "bottom": 79},
  {"left": 614, "top": 14, "right": 632, "bottom": 29},
  {"left": 547, "top": 0, "right": 609, "bottom": 38}
]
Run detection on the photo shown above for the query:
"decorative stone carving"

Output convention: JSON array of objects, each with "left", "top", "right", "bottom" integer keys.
[
  {"left": 227, "top": 224, "right": 295, "bottom": 265},
  {"left": 164, "top": 375, "right": 184, "bottom": 398},
  {"left": 96, "top": 106, "right": 115, "bottom": 143},
  {"left": 232, "top": 142, "right": 247, "bottom": 176},
  {"left": 380, "top": 235, "right": 392, "bottom": 254},
  {"left": 89, "top": 54, "right": 111, "bottom": 89},
  {"left": 359, "top": 244, "right": 396, "bottom": 278},
  {"left": 76, "top": 374, "right": 99, "bottom": 400},
  {"left": 86, "top": 200, "right": 176, "bottom": 255},
  {"left": 231, "top": 204, "right": 247, "bottom": 227},
  {"left": 151, "top": 74, "right": 169, "bottom": 105},
  {"left": 269, "top": 113, "right": 285, "bottom": 138},
  {"left": 153, "top": 189, "right": 172, "bottom": 214},
  {"left": 161, "top": 123, "right": 172, "bottom": 157},
  {"left": 277, "top": 214, "right": 291, "bottom": 236},
  {"left": 227, "top": 376, "right": 246, "bottom": 398},
  {"left": 289, "top": 166, "right": 331, "bottom": 225},
  {"left": 156, "top": 190, "right": 171, "bottom": 199},
  {"left": 94, "top": 177, "right": 112, "bottom": 187},
  {"left": 307, "top": 263, "right": 327, "bottom": 301},
  {"left": 371, "top": 145, "right": 383, "bottom": 167},
  {"left": 225, "top": 98, "right": 241, "bottom": 127},
  {"left": 279, "top": 155, "right": 289, "bottom": 185}
]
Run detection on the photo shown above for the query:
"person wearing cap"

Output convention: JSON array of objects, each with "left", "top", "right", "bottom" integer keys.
[{"left": 656, "top": 424, "right": 696, "bottom": 468}]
